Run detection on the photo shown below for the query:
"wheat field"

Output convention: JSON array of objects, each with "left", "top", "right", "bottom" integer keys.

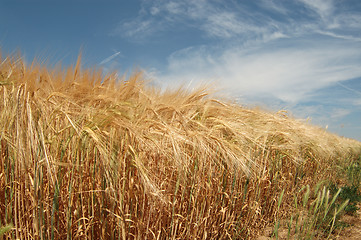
[{"left": 0, "top": 52, "right": 360, "bottom": 239}]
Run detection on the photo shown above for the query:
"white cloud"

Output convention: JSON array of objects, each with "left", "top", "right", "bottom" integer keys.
[
  {"left": 150, "top": 6, "right": 160, "bottom": 15},
  {"left": 298, "top": 0, "right": 334, "bottom": 20},
  {"left": 331, "top": 108, "right": 352, "bottom": 119},
  {"left": 115, "top": 0, "right": 361, "bottom": 44},
  {"left": 205, "top": 12, "right": 243, "bottom": 38},
  {"left": 290, "top": 105, "right": 324, "bottom": 120},
  {"left": 115, "top": 0, "right": 283, "bottom": 41},
  {"left": 337, "top": 14, "right": 361, "bottom": 30},
  {"left": 158, "top": 39, "right": 361, "bottom": 103},
  {"left": 203, "top": 11, "right": 269, "bottom": 39},
  {"left": 289, "top": 104, "right": 353, "bottom": 131},
  {"left": 164, "top": 1, "right": 183, "bottom": 15},
  {"left": 99, "top": 51, "right": 122, "bottom": 65},
  {"left": 317, "top": 31, "right": 361, "bottom": 42},
  {"left": 353, "top": 99, "right": 361, "bottom": 106},
  {"left": 328, "top": 14, "right": 361, "bottom": 30},
  {"left": 119, "top": 19, "right": 154, "bottom": 39},
  {"left": 259, "top": 0, "right": 289, "bottom": 15},
  {"left": 336, "top": 82, "right": 361, "bottom": 96}
]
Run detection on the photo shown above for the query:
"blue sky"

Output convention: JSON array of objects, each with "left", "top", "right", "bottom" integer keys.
[{"left": 1, "top": 0, "right": 361, "bottom": 141}]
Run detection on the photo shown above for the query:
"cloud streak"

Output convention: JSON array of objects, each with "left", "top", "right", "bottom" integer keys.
[
  {"left": 99, "top": 51, "right": 122, "bottom": 65},
  {"left": 337, "top": 82, "right": 361, "bottom": 96}
]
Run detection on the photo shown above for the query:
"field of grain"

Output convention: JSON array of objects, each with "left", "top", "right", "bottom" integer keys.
[{"left": 1, "top": 53, "right": 361, "bottom": 239}]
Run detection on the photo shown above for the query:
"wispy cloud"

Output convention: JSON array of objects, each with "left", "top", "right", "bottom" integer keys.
[
  {"left": 298, "top": 0, "right": 334, "bottom": 20},
  {"left": 336, "top": 82, "right": 361, "bottom": 96},
  {"left": 353, "top": 99, "right": 361, "bottom": 106},
  {"left": 115, "top": 19, "right": 156, "bottom": 40},
  {"left": 290, "top": 104, "right": 354, "bottom": 130},
  {"left": 115, "top": 0, "right": 361, "bottom": 46},
  {"left": 317, "top": 31, "right": 361, "bottom": 42},
  {"left": 99, "top": 51, "right": 122, "bottom": 65},
  {"left": 331, "top": 108, "right": 352, "bottom": 119},
  {"left": 160, "top": 39, "right": 361, "bottom": 103},
  {"left": 114, "top": 0, "right": 285, "bottom": 41},
  {"left": 259, "top": 0, "right": 289, "bottom": 15}
]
